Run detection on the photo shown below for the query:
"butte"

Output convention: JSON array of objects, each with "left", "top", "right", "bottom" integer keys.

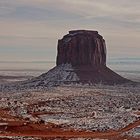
[{"left": 29, "top": 30, "right": 130, "bottom": 87}]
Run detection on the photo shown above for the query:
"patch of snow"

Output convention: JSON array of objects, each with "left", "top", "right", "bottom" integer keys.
[
  {"left": 45, "top": 118, "right": 69, "bottom": 125},
  {"left": 0, "top": 122, "right": 8, "bottom": 126},
  {"left": 34, "top": 63, "right": 80, "bottom": 86},
  {"left": 64, "top": 37, "right": 72, "bottom": 43},
  {"left": 69, "top": 31, "right": 83, "bottom": 36}
]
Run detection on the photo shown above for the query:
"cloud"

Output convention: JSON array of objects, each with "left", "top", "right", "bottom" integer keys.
[
  {"left": 0, "top": 0, "right": 140, "bottom": 61},
  {"left": 56, "top": 0, "right": 140, "bottom": 23},
  {"left": 1, "top": 0, "right": 140, "bottom": 24}
]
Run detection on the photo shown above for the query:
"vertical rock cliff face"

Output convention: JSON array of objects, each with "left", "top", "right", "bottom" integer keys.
[{"left": 57, "top": 30, "right": 106, "bottom": 67}]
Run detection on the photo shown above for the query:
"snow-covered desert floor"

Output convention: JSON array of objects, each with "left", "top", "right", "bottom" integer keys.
[{"left": 0, "top": 79, "right": 140, "bottom": 140}]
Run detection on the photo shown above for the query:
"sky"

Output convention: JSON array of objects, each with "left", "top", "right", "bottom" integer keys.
[{"left": 0, "top": 0, "right": 140, "bottom": 62}]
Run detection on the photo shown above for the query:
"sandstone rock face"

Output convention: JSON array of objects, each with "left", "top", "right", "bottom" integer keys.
[
  {"left": 32, "top": 30, "right": 130, "bottom": 86},
  {"left": 57, "top": 30, "right": 106, "bottom": 67}
]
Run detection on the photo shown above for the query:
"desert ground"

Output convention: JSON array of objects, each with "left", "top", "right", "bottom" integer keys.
[{"left": 0, "top": 71, "right": 139, "bottom": 140}]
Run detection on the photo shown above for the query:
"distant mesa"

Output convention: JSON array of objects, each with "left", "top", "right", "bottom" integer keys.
[
  {"left": 19, "top": 30, "right": 131, "bottom": 88},
  {"left": 27, "top": 30, "right": 130, "bottom": 87}
]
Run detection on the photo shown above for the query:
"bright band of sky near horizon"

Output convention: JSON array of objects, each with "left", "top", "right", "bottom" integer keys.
[{"left": 0, "top": 0, "right": 140, "bottom": 62}]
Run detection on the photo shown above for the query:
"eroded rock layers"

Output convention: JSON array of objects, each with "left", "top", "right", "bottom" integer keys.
[{"left": 57, "top": 30, "right": 106, "bottom": 67}]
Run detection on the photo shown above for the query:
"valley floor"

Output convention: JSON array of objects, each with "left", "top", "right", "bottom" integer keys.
[{"left": 0, "top": 84, "right": 140, "bottom": 140}]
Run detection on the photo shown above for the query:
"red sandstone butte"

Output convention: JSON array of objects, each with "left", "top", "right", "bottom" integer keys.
[
  {"left": 57, "top": 30, "right": 106, "bottom": 67},
  {"left": 55, "top": 30, "right": 130, "bottom": 84},
  {"left": 22, "top": 30, "right": 131, "bottom": 87}
]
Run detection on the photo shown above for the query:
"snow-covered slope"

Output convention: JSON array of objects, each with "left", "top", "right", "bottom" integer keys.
[
  {"left": 29, "top": 64, "right": 80, "bottom": 86},
  {"left": 0, "top": 64, "right": 79, "bottom": 91}
]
